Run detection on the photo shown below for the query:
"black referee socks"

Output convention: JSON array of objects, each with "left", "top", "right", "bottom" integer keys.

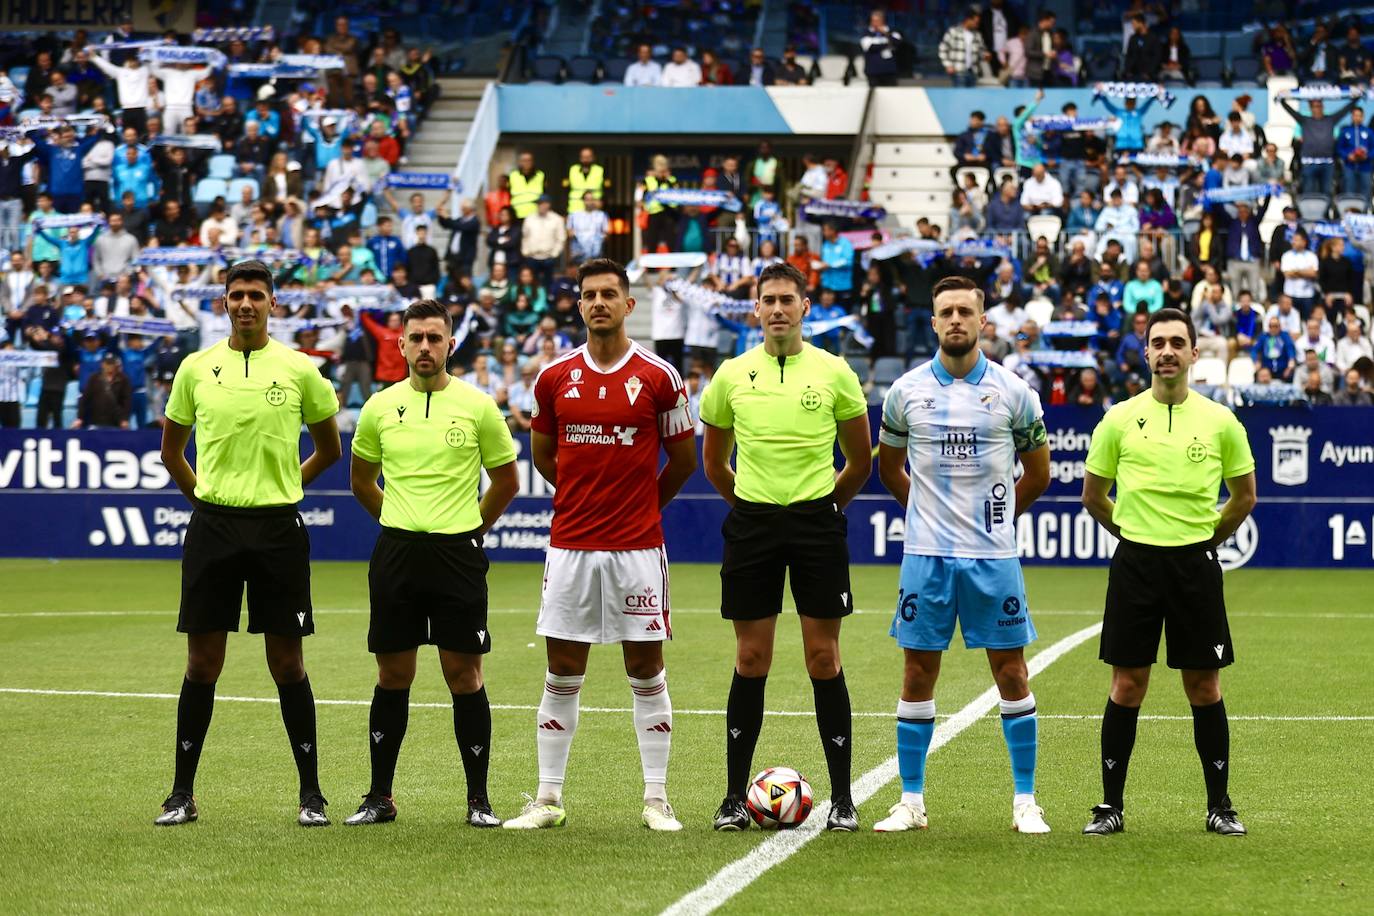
[
  {"left": 368, "top": 685, "right": 410, "bottom": 797},
  {"left": 172, "top": 677, "right": 216, "bottom": 795},
  {"left": 1101, "top": 698, "right": 1140, "bottom": 810},
  {"left": 812, "top": 670, "right": 853, "bottom": 802},
  {"left": 1191, "top": 699, "right": 1230, "bottom": 809},
  {"left": 452, "top": 686, "right": 492, "bottom": 801},
  {"left": 277, "top": 675, "right": 321, "bottom": 798},
  {"left": 726, "top": 671, "right": 767, "bottom": 797}
]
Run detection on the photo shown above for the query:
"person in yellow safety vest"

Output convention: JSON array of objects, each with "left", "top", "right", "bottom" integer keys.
[
  {"left": 640, "top": 154, "right": 679, "bottom": 253},
  {"left": 565, "top": 146, "right": 609, "bottom": 214},
  {"left": 509, "top": 151, "right": 546, "bottom": 219}
]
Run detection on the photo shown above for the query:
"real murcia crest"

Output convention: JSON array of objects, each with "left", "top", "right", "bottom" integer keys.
[{"left": 625, "top": 375, "right": 643, "bottom": 405}]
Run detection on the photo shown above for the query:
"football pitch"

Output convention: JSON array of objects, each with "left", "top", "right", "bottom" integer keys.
[{"left": 0, "top": 559, "right": 1368, "bottom": 914}]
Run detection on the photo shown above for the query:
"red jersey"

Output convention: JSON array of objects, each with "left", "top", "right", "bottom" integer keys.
[{"left": 531, "top": 342, "right": 694, "bottom": 550}]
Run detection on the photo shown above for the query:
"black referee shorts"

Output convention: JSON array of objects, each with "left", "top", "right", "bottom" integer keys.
[
  {"left": 1101, "top": 538, "right": 1234, "bottom": 670},
  {"left": 720, "top": 494, "right": 852, "bottom": 620},
  {"left": 367, "top": 527, "right": 491, "bottom": 655},
  {"left": 178, "top": 503, "right": 314, "bottom": 637}
]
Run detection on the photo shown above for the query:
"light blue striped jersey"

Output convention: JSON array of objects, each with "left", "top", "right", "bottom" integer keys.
[{"left": 879, "top": 351, "right": 1044, "bottom": 559}]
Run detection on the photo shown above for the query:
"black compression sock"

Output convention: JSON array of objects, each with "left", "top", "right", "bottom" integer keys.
[
  {"left": 812, "top": 669, "right": 853, "bottom": 802},
  {"left": 277, "top": 675, "right": 320, "bottom": 798},
  {"left": 172, "top": 677, "right": 216, "bottom": 795},
  {"left": 452, "top": 686, "right": 492, "bottom": 800},
  {"left": 367, "top": 685, "right": 410, "bottom": 797},
  {"left": 1101, "top": 698, "right": 1140, "bottom": 810},
  {"left": 1191, "top": 699, "right": 1231, "bottom": 809},
  {"left": 726, "top": 671, "right": 767, "bottom": 798}
]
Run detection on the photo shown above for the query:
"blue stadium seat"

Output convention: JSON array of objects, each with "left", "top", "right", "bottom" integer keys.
[
  {"left": 1298, "top": 196, "right": 1331, "bottom": 221},
  {"left": 1187, "top": 32, "right": 1224, "bottom": 59},
  {"left": 192, "top": 178, "right": 228, "bottom": 215},
  {"left": 207, "top": 154, "right": 237, "bottom": 180},
  {"left": 1229, "top": 58, "right": 1262, "bottom": 85},
  {"left": 529, "top": 56, "right": 565, "bottom": 83},
  {"left": 566, "top": 56, "right": 601, "bottom": 84},
  {"left": 603, "top": 58, "right": 632, "bottom": 82},
  {"left": 1085, "top": 55, "right": 1117, "bottom": 82},
  {"left": 227, "top": 177, "right": 260, "bottom": 202},
  {"left": 1192, "top": 57, "right": 1226, "bottom": 86}
]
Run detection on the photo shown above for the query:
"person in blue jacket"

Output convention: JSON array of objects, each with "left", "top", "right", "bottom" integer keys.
[
  {"left": 1336, "top": 106, "right": 1374, "bottom": 199},
  {"left": 1097, "top": 94, "right": 1157, "bottom": 154},
  {"left": 31, "top": 124, "right": 109, "bottom": 212},
  {"left": 112, "top": 144, "right": 161, "bottom": 209},
  {"left": 36, "top": 223, "right": 101, "bottom": 287}
]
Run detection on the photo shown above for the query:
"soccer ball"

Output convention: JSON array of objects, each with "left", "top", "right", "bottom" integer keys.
[{"left": 745, "top": 766, "right": 814, "bottom": 829}]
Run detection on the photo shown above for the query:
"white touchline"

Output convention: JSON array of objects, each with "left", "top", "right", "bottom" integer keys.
[
  {"left": 659, "top": 623, "right": 1104, "bottom": 916},
  {"left": 0, "top": 688, "right": 1371, "bottom": 723},
  {"left": 2, "top": 608, "right": 1369, "bottom": 620}
]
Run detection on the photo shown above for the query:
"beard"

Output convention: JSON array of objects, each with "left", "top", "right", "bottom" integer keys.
[{"left": 940, "top": 334, "right": 978, "bottom": 358}]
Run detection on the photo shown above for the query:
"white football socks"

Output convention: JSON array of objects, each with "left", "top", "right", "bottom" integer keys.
[
  {"left": 535, "top": 672, "right": 583, "bottom": 805},
  {"left": 629, "top": 670, "right": 673, "bottom": 802}
]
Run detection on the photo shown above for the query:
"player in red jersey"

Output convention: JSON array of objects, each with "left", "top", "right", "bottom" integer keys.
[{"left": 502, "top": 258, "right": 698, "bottom": 832}]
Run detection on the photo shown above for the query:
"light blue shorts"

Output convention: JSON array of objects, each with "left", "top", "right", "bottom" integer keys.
[{"left": 889, "top": 554, "right": 1037, "bottom": 651}]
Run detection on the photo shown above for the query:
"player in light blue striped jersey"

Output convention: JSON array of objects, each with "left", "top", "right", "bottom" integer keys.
[{"left": 871, "top": 275, "right": 1053, "bottom": 835}]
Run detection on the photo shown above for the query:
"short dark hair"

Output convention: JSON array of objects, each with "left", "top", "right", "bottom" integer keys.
[
  {"left": 1146, "top": 307, "right": 1197, "bottom": 347},
  {"left": 932, "top": 275, "right": 985, "bottom": 309},
  {"left": 224, "top": 259, "right": 274, "bottom": 293},
  {"left": 757, "top": 261, "right": 808, "bottom": 297},
  {"left": 577, "top": 257, "right": 630, "bottom": 296},
  {"left": 401, "top": 298, "right": 451, "bottom": 332}
]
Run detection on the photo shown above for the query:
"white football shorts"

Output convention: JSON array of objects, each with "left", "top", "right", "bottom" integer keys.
[{"left": 537, "top": 545, "right": 672, "bottom": 644}]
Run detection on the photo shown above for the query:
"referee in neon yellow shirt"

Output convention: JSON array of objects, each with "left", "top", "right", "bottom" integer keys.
[
  {"left": 1081, "top": 307, "right": 1257, "bottom": 838},
  {"left": 345, "top": 298, "right": 520, "bottom": 828},
  {"left": 700, "top": 261, "right": 872, "bottom": 832},
  {"left": 156, "top": 259, "right": 342, "bottom": 828}
]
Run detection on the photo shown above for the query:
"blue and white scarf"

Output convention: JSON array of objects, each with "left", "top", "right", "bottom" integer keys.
[
  {"left": 279, "top": 54, "right": 347, "bottom": 71},
  {"left": 227, "top": 62, "right": 319, "bottom": 79},
  {"left": 1024, "top": 349, "right": 1098, "bottom": 368},
  {"left": 1342, "top": 212, "right": 1374, "bottom": 241},
  {"left": 70, "top": 315, "right": 179, "bottom": 337},
  {"left": 801, "top": 199, "right": 887, "bottom": 221},
  {"left": 805, "top": 313, "right": 873, "bottom": 349},
  {"left": 93, "top": 39, "right": 170, "bottom": 51},
  {"left": 150, "top": 134, "right": 223, "bottom": 151},
  {"left": 1306, "top": 220, "right": 1348, "bottom": 240},
  {"left": 951, "top": 240, "right": 1014, "bottom": 261},
  {"left": 193, "top": 26, "right": 275, "bottom": 43},
  {"left": 1196, "top": 183, "right": 1283, "bottom": 207},
  {"left": 1118, "top": 152, "right": 1195, "bottom": 167},
  {"left": 274, "top": 290, "right": 319, "bottom": 306},
  {"left": 0, "top": 350, "right": 58, "bottom": 368},
  {"left": 1027, "top": 116, "right": 1120, "bottom": 133},
  {"left": 299, "top": 108, "right": 356, "bottom": 121},
  {"left": 1092, "top": 81, "right": 1176, "bottom": 107},
  {"left": 379, "top": 172, "right": 459, "bottom": 192},
  {"left": 664, "top": 278, "right": 753, "bottom": 318},
  {"left": 639, "top": 252, "right": 709, "bottom": 269},
  {"left": 136, "top": 247, "right": 225, "bottom": 267},
  {"left": 270, "top": 316, "right": 350, "bottom": 334},
  {"left": 139, "top": 46, "right": 228, "bottom": 69},
  {"left": 171, "top": 285, "right": 222, "bottom": 301},
  {"left": 647, "top": 188, "right": 744, "bottom": 212},
  {"left": 34, "top": 213, "right": 106, "bottom": 231},
  {"left": 1041, "top": 320, "right": 1100, "bottom": 337},
  {"left": 867, "top": 237, "right": 943, "bottom": 262},
  {"left": 326, "top": 285, "right": 402, "bottom": 305},
  {"left": 1283, "top": 84, "right": 1366, "bottom": 101}
]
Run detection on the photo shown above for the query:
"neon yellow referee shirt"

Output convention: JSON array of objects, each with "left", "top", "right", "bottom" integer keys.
[
  {"left": 352, "top": 377, "right": 517, "bottom": 534},
  {"left": 165, "top": 338, "right": 338, "bottom": 507},
  {"left": 1085, "top": 390, "right": 1255, "bottom": 547},
  {"left": 699, "top": 342, "right": 867, "bottom": 505}
]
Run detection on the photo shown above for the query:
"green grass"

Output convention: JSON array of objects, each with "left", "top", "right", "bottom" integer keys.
[{"left": 0, "top": 561, "right": 1369, "bottom": 914}]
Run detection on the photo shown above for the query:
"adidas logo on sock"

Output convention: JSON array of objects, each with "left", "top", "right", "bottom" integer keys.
[
  {"left": 1105, "top": 759, "right": 1116, "bottom": 770},
  {"left": 539, "top": 720, "right": 565, "bottom": 731},
  {"left": 371, "top": 731, "right": 384, "bottom": 744},
  {"left": 470, "top": 745, "right": 484, "bottom": 756},
  {"left": 181, "top": 740, "right": 193, "bottom": 751},
  {"left": 645, "top": 722, "right": 672, "bottom": 733},
  {"left": 729, "top": 728, "right": 741, "bottom": 739},
  {"left": 1213, "top": 759, "right": 1226, "bottom": 770},
  {"left": 831, "top": 736, "right": 847, "bottom": 747}
]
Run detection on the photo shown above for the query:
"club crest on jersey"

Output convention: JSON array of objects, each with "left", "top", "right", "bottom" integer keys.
[
  {"left": 265, "top": 383, "right": 287, "bottom": 407},
  {"left": 800, "top": 389, "right": 822, "bottom": 411},
  {"left": 570, "top": 368, "right": 583, "bottom": 383},
  {"left": 625, "top": 375, "right": 643, "bottom": 405},
  {"left": 445, "top": 427, "right": 466, "bottom": 448},
  {"left": 979, "top": 392, "right": 1000, "bottom": 413}
]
